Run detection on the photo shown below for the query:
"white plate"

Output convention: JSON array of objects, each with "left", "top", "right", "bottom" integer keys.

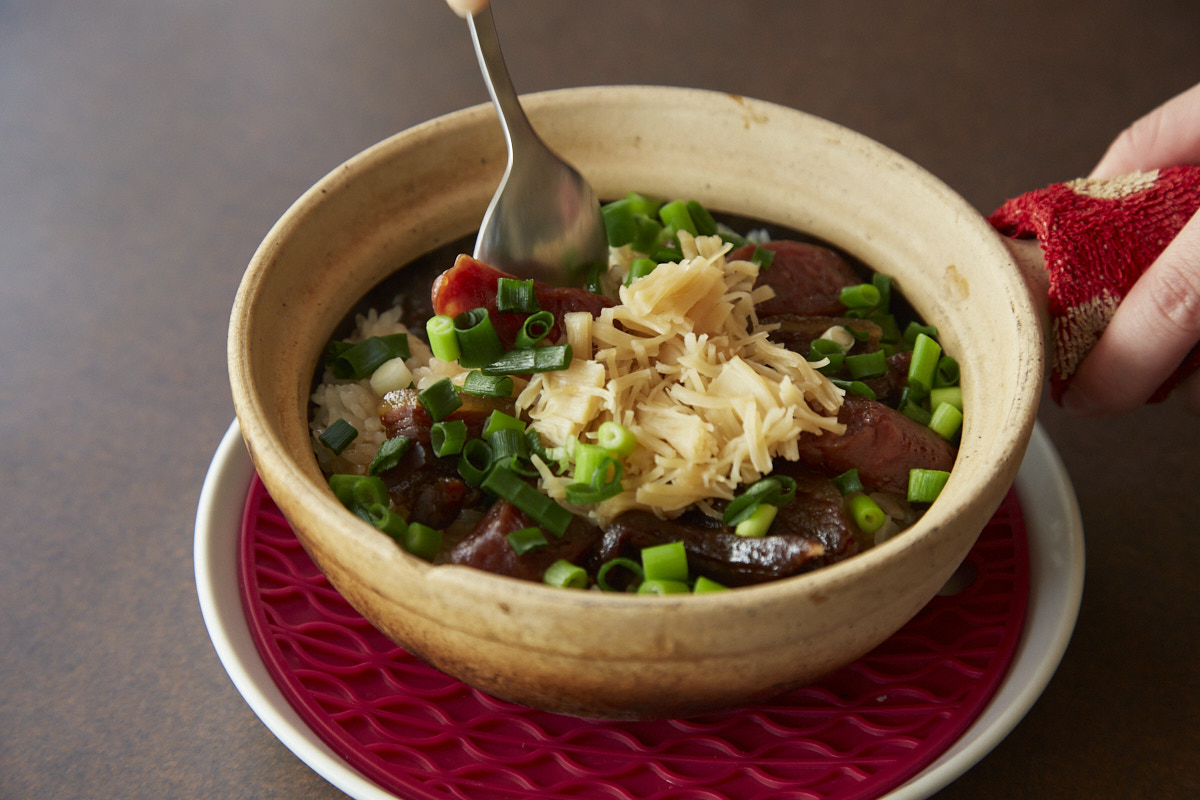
[{"left": 195, "top": 420, "right": 1084, "bottom": 800}]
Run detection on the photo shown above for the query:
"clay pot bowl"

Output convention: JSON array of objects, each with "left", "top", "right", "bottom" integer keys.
[{"left": 228, "top": 85, "right": 1044, "bottom": 720}]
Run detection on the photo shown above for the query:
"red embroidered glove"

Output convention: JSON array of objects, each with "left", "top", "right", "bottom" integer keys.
[{"left": 989, "top": 165, "right": 1200, "bottom": 403}]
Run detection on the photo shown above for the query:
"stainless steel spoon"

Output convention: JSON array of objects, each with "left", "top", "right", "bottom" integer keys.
[{"left": 467, "top": 6, "right": 608, "bottom": 286}]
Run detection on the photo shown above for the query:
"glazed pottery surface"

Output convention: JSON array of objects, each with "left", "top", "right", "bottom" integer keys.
[{"left": 228, "top": 85, "right": 1044, "bottom": 719}]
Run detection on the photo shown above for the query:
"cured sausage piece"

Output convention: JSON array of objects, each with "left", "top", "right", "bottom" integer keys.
[
  {"left": 728, "top": 240, "right": 863, "bottom": 317},
  {"left": 795, "top": 395, "right": 956, "bottom": 494},
  {"left": 378, "top": 388, "right": 514, "bottom": 445},
  {"left": 431, "top": 254, "right": 614, "bottom": 349},
  {"left": 447, "top": 500, "right": 601, "bottom": 582}
]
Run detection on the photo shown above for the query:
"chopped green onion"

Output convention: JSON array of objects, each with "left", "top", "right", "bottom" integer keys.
[
  {"left": 318, "top": 418, "right": 358, "bottom": 455},
  {"left": 872, "top": 273, "right": 893, "bottom": 312},
  {"left": 641, "top": 540, "right": 688, "bottom": 582},
  {"left": 367, "top": 503, "right": 408, "bottom": 539},
  {"left": 839, "top": 283, "right": 881, "bottom": 310},
  {"left": 430, "top": 420, "right": 468, "bottom": 457},
  {"left": 929, "top": 401, "right": 964, "bottom": 440},
  {"left": 848, "top": 493, "right": 886, "bottom": 534},
  {"left": 844, "top": 350, "right": 889, "bottom": 380},
  {"left": 596, "top": 421, "right": 637, "bottom": 458},
  {"left": 735, "top": 503, "right": 778, "bottom": 538},
  {"left": 686, "top": 200, "right": 719, "bottom": 236},
  {"left": 482, "top": 465, "right": 572, "bottom": 537},
  {"left": 507, "top": 526, "right": 548, "bottom": 555},
  {"left": 632, "top": 215, "right": 664, "bottom": 254},
  {"left": 495, "top": 277, "right": 540, "bottom": 313},
  {"left": 750, "top": 245, "right": 775, "bottom": 271},
  {"left": 564, "top": 472, "right": 623, "bottom": 505},
  {"left": 514, "top": 310, "right": 555, "bottom": 348},
  {"left": 929, "top": 385, "right": 963, "bottom": 411},
  {"left": 691, "top": 575, "right": 724, "bottom": 594},
  {"left": 327, "top": 334, "right": 411, "bottom": 380},
  {"left": 692, "top": 576, "right": 729, "bottom": 594},
  {"left": 833, "top": 468, "right": 864, "bottom": 496},
  {"left": 934, "top": 356, "right": 960, "bottom": 387},
  {"left": 461, "top": 370, "right": 514, "bottom": 398},
  {"left": 624, "top": 257, "right": 657, "bottom": 285},
  {"left": 416, "top": 377, "right": 462, "bottom": 422},
  {"left": 652, "top": 246, "right": 682, "bottom": 263},
  {"left": 457, "top": 438, "right": 493, "bottom": 486},
  {"left": 601, "top": 198, "right": 638, "bottom": 247},
  {"left": 453, "top": 308, "right": 506, "bottom": 368},
  {"left": 426, "top": 315, "right": 461, "bottom": 363},
  {"left": 908, "top": 468, "right": 951, "bottom": 504},
  {"left": 898, "top": 387, "right": 933, "bottom": 425},
  {"left": 572, "top": 442, "right": 611, "bottom": 485},
  {"left": 830, "top": 378, "right": 878, "bottom": 400},
  {"left": 368, "top": 435, "right": 412, "bottom": 476},
  {"left": 658, "top": 199, "right": 698, "bottom": 237},
  {"left": 907, "top": 332, "right": 942, "bottom": 396},
  {"left": 543, "top": 559, "right": 588, "bottom": 589},
  {"left": 328, "top": 474, "right": 389, "bottom": 520},
  {"left": 624, "top": 191, "right": 662, "bottom": 217},
  {"left": 482, "top": 409, "right": 525, "bottom": 439},
  {"left": 402, "top": 522, "right": 442, "bottom": 561},
  {"left": 866, "top": 309, "right": 902, "bottom": 343},
  {"left": 637, "top": 579, "right": 690, "bottom": 595},
  {"left": 808, "top": 338, "right": 846, "bottom": 374},
  {"left": 903, "top": 321, "right": 938, "bottom": 345},
  {"left": 723, "top": 476, "right": 797, "bottom": 526},
  {"left": 488, "top": 427, "right": 530, "bottom": 465},
  {"left": 596, "top": 557, "right": 644, "bottom": 592},
  {"left": 481, "top": 344, "right": 573, "bottom": 375}
]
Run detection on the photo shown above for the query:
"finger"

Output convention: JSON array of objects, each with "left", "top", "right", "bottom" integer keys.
[
  {"left": 1063, "top": 211, "right": 1200, "bottom": 415},
  {"left": 1091, "top": 82, "right": 1200, "bottom": 178},
  {"left": 446, "top": 0, "right": 491, "bottom": 18}
]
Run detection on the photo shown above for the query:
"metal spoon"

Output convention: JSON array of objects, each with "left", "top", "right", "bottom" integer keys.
[{"left": 467, "top": 6, "right": 608, "bottom": 286}]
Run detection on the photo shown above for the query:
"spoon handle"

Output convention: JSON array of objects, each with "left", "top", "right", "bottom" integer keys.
[{"left": 468, "top": 7, "right": 538, "bottom": 155}]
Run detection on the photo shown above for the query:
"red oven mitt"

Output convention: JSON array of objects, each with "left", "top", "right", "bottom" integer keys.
[{"left": 988, "top": 165, "right": 1200, "bottom": 404}]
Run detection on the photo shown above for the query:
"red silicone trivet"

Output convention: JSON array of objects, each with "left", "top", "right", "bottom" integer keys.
[{"left": 240, "top": 477, "right": 1028, "bottom": 800}]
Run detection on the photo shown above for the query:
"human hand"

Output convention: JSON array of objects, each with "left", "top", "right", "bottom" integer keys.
[
  {"left": 1062, "top": 83, "right": 1200, "bottom": 416},
  {"left": 446, "top": 0, "right": 490, "bottom": 18}
]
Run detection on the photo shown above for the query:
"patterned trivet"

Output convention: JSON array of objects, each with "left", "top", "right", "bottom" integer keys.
[{"left": 240, "top": 477, "right": 1028, "bottom": 800}]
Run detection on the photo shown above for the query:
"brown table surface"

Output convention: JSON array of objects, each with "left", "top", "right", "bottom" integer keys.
[{"left": 3, "top": 1, "right": 1198, "bottom": 798}]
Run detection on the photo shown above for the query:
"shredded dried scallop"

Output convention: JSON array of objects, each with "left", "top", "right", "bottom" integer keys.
[{"left": 518, "top": 233, "right": 846, "bottom": 524}]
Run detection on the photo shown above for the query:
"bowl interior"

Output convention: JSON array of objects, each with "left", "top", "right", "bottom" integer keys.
[{"left": 228, "top": 85, "right": 1043, "bottom": 718}]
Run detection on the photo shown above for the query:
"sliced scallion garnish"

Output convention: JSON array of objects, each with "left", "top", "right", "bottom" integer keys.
[
  {"left": 848, "top": 493, "right": 886, "bottom": 534},
  {"left": 416, "top": 377, "right": 462, "bottom": 423},
  {"left": 402, "top": 522, "right": 442, "bottom": 561},
  {"left": 318, "top": 418, "right": 358, "bottom": 455},
  {"left": 514, "top": 310, "right": 555, "bottom": 348},
  {"left": 641, "top": 540, "right": 688, "bottom": 583},
  {"left": 908, "top": 468, "right": 951, "bottom": 504},
  {"left": 495, "top": 277, "right": 540, "bottom": 313},
  {"left": 543, "top": 559, "right": 588, "bottom": 589},
  {"left": 368, "top": 434, "right": 412, "bottom": 476},
  {"left": 430, "top": 420, "right": 467, "bottom": 457},
  {"left": 453, "top": 307, "right": 505, "bottom": 368},
  {"left": 506, "top": 526, "right": 548, "bottom": 556},
  {"left": 481, "top": 344, "right": 573, "bottom": 375},
  {"left": 481, "top": 464, "right": 572, "bottom": 537},
  {"left": 327, "top": 333, "right": 411, "bottom": 380},
  {"left": 461, "top": 370, "right": 514, "bottom": 398},
  {"left": 750, "top": 245, "right": 775, "bottom": 271}
]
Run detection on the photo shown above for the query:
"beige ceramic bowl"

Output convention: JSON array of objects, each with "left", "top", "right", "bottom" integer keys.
[{"left": 229, "top": 85, "right": 1045, "bottom": 719}]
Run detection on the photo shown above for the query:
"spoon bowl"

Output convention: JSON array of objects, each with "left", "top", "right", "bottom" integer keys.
[{"left": 468, "top": 7, "right": 608, "bottom": 286}]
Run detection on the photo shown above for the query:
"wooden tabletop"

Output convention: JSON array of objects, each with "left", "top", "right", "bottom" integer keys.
[{"left": 3, "top": 1, "right": 1197, "bottom": 797}]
